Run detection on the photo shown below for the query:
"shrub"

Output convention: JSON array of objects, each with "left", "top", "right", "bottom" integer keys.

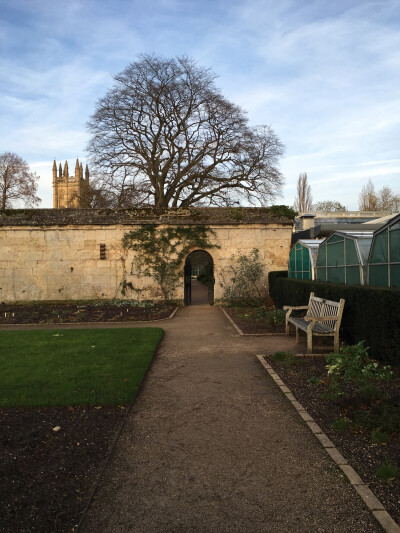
[
  {"left": 326, "top": 342, "right": 394, "bottom": 384},
  {"left": 220, "top": 248, "right": 265, "bottom": 304},
  {"left": 265, "top": 309, "right": 286, "bottom": 327}
]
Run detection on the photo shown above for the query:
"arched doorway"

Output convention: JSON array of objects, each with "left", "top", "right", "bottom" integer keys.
[{"left": 184, "top": 250, "right": 214, "bottom": 305}]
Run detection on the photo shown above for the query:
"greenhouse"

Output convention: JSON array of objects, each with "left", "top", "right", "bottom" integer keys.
[
  {"left": 315, "top": 231, "right": 373, "bottom": 285},
  {"left": 288, "top": 239, "right": 323, "bottom": 280},
  {"left": 368, "top": 213, "right": 400, "bottom": 288}
]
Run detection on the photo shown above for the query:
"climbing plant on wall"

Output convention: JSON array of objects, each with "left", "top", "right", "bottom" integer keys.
[{"left": 122, "top": 224, "right": 217, "bottom": 300}]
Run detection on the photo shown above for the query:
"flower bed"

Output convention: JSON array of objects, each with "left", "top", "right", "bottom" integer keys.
[{"left": 266, "top": 353, "right": 400, "bottom": 525}]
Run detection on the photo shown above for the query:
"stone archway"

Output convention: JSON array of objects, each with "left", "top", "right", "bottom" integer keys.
[{"left": 184, "top": 250, "right": 214, "bottom": 305}]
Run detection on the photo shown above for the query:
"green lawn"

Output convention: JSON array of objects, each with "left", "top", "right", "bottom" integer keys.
[{"left": 0, "top": 328, "right": 163, "bottom": 407}]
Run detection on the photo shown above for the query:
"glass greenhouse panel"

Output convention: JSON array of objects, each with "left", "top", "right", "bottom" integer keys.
[
  {"left": 316, "top": 267, "right": 326, "bottom": 281},
  {"left": 317, "top": 244, "right": 326, "bottom": 267},
  {"left": 390, "top": 264, "right": 400, "bottom": 288},
  {"left": 327, "top": 241, "right": 344, "bottom": 267},
  {"left": 328, "top": 234, "right": 344, "bottom": 244},
  {"left": 370, "top": 229, "right": 388, "bottom": 263},
  {"left": 328, "top": 267, "right": 345, "bottom": 284},
  {"left": 369, "top": 264, "right": 388, "bottom": 287},
  {"left": 346, "top": 266, "right": 361, "bottom": 285},
  {"left": 302, "top": 248, "right": 310, "bottom": 271},
  {"left": 345, "top": 239, "right": 359, "bottom": 265},
  {"left": 390, "top": 228, "right": 400, "bottom": 263}
]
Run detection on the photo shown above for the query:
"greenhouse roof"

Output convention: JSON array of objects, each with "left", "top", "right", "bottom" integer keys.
[
  {"left": 291, "top": 239, "right": 323, "bottom": 251},
  {"left": 371, "top": 212, "right": 400, "bottom": 234},
  {"left": 324, "top": 231, "right": 374, "bottom": 265},
  {"left": 363, "top": 213, "right": 400, "bottom": 226}
]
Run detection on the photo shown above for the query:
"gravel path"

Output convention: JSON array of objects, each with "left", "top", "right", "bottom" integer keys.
[{"left": 78, "top": 284, "right": 381, "bottom": 532}]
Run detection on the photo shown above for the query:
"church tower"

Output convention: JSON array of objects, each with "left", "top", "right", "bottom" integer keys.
[{"left": 53, "top": 159, "right": 90, "bottom": 208}]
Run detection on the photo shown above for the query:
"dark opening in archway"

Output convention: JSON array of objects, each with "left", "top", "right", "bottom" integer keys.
[{"left": 184, "top": 250, "right": 214, "bottom": 305}]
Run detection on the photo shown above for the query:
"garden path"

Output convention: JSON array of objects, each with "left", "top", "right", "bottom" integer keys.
[{"left": 81, "top": 304, "right": 381, "bottom": 532}]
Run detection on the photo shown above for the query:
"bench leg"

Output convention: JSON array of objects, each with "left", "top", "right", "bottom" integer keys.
[
  {"left": 295, "top": 327, "right": 299, "bottom": 344},
  {"left": 307, "top": 330, "right": 313, "bottom": 354},
  {"left": 334, "top": 334, "right": 339, "bottom": 353},
  {"left": 285, "top": 319, "right": 290, "bottom": 335}
]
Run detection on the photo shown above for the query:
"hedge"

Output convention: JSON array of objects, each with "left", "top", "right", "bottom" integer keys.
[
  {"left": 268, "top": 270, "right": 288, "bottom": 305},
  {"left": 271, "top": 278, "right": 400, "bottom": 366}
]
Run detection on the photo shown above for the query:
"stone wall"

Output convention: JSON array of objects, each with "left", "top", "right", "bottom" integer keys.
[{"left": 0, "top": 222, "right": 291, "bottom": 302}]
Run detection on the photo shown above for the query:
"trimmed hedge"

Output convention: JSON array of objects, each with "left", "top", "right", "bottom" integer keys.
[
  {"left": 272, "top": 278, "right": 400, "bottom": 366},
  {"left": 268, "top": 270, "right": 288, "bottom": 305}
]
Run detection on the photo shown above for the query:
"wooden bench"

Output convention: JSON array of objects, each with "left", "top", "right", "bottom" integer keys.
[{"left": 283, "top": 292, "right": 345, "bottom": 354}]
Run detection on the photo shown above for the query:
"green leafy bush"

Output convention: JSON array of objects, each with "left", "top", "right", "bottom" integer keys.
[
  {"left": 326, "top": 342, "right": 394, "bottom": 384},
  {"left": 265, "top": 309, "right": 286, "bottom": 327}
]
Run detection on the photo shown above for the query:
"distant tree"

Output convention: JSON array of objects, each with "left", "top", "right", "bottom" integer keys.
[
  {"left": 313, "top": 200, "right": 347, "bottom": 212},
  {"left": 87, "top": 54, "right": 285, "bottom": 209},
  {"left": 376, "top": 185, "right": 400, "bottom": 213},
  {"left": 0, "top": 152, "right": 41, "bottom": 209},
  {"left": 359, "top": 180, "right": 378, "bottom": 211},
  {"left": 293, "top": 172, "right": 312, "bottom": 212},
  {"left": 359, "top": 180, "right": 400, "bottom": 213}
]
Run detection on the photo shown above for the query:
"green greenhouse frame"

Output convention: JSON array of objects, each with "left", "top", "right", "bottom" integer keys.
[
  {"left": 315, "top": 231, "right": 373, "bottom": 285},
  {"left": 288, "top": 239, "right": 323, "bottom": 280},
  {"left": 368, "top": 213, "right": 400, "bottom": 288}
]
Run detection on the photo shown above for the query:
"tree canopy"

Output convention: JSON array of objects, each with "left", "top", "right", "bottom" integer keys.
[
  {"left": 87, "top": 55, "right": 285, "bottom": 209},
  {"left": 313, "top": 200, "right": 347, "bottom": 212},
  {"left": 0, "top": 152, "right": 40, "bottom": 209}
]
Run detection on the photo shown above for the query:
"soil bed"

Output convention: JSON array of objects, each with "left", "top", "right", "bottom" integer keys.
[
  {"left": 222, "top": 305, "right": 285, "bottom": 334},
  {"left": 0, "top": 301, "right": 175, "bottom": 324},
  {"left": 266, "top": 356, "right": 400, "bottom": 525},
  {"left": 0, "top": 405, "right": 127, "bottom": 533}
]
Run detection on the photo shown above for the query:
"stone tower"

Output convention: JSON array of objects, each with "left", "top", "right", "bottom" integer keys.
[{"left": 52, "top": 159, "right": 90, "bottom": 208}]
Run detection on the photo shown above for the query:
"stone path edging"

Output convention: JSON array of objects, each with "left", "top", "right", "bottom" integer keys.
[
  {"left": 219, "top": 306, "right": 286, "bottom": 336},
  {"left": 256, "top": 354, "right": 400, "bottom": 533}
]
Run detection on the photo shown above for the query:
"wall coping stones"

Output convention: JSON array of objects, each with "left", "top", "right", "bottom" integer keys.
[{"left": 0, "top": 207, "right": 294, "bottom": 227}]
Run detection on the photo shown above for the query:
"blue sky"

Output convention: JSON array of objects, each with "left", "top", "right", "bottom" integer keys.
[{"left": 1, "top": 0, "right": 399, "bottom": 209}]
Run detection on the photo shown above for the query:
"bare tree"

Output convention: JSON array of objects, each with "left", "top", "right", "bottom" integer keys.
[
  {"left": 0, "top": 152, "right": 41, "bottom": 209},
  {"left": 376, "top": 185, "right": 400, "bottom": 213},
  {"left": 359, "top": 180, "right": 400, "bottom": 213},
  {"left": 359, "top": 180, "right": 378, "bottom": 211},
  {"left": 313, "top": 200, "right": 347, "bottom": 212},
  {"left": 87, "top": 55, "right": 284, "bottom": 209},
  {"left": 293, "top": 172, "right": 312, "bottom": 212}
]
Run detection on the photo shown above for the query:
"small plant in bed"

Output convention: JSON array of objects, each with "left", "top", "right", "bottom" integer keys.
[
  {"left": 271, "top": 351, "right": 298, "bottom": 367},
  {"left": 375, "top": 458, "right": 399, "bottom": 482}
]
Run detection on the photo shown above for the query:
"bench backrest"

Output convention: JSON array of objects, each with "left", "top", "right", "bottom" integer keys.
[{"left": 305, "top": 292, "right": 345, "bottom": 331}]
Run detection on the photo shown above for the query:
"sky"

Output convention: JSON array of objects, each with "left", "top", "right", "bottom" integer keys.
[{"left": 1, "top": 0, "right": 400, "bottom": 210}]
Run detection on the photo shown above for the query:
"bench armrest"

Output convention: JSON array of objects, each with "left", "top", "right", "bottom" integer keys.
[{"left": 283, "top": 305, "right": 309, "bottom": 311}]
